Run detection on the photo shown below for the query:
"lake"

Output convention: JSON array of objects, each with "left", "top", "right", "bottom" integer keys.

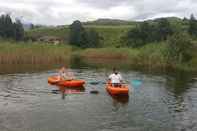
[{"left": 0, "top": 62, "right": 197, "bottom": 131}]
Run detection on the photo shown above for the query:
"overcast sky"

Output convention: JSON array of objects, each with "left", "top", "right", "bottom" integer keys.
[{"left": 0, "top": 0, "right": 196, "bottom": 25}]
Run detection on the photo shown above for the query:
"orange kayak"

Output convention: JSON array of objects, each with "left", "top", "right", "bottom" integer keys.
[
  {"left": 48, "top": 76, "right": 85, "bottom": 88},
  {"left": 48, "top": 76, "right": 61, "bottom": 84},
  {"left": 106, "top": 83, "right": 129, "bottom": 95},
  {"left": 58, "top": 79, "right": 85, "bottom": 88}
]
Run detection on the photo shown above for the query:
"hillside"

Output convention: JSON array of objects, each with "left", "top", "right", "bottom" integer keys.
[
  {"left": 26, "top": 25, "right": 134, "bottom": 47},
  {"left": 26, "top": 17, "right": 188, "bottom": 47},
  {"left": 82, "top": 18, "right": 137, "bottom": 25}
]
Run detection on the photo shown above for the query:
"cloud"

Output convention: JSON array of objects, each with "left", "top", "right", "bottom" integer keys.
[
  {"left": 0, "top": 0, "right": 196, "bottom": 25},
  {"left": 76, "top": 0, "right": 125, "bottom": 9}
]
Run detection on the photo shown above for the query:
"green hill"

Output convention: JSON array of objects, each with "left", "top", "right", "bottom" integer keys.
[
  {"left": 26, "top": 25, "right": 134, "bottom": 47},
  {"left": 82, "top": 18, "right": 136, "bottom": 25},
  {"left": 26, "top": 17, "right": 188, "bottom": 47}
]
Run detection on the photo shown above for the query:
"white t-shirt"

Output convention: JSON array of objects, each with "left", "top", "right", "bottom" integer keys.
[{"left": 109, "top": 73, "right": 122, "bottom": 83}]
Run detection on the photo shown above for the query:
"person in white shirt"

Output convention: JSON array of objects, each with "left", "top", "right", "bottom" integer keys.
[{"left": 108, "top": 68, "right": 123, "bottom": 87}]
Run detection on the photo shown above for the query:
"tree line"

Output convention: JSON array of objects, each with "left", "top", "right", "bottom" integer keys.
[
  {"left": 0, "top": 13, "right": 197, "bottom": 63},
  {"left": 69, "top": 20, "right": 102, "bottom": 48},
  {"left": 0, "top": 14, "right": 24, "bottom": 41},
  {"left": 69, "top": 14, "right": 197, "bottom": 63},
  {"left": 122, "top": 14, "right": 197, "bottom": 63},
  {"left": 69, "top": 14, "right": 197, "bottom": 48},
  {"left": 123, "top": 14, "right": 197, "bottom": 48}
]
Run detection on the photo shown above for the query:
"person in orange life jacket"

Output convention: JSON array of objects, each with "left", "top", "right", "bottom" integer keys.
[{"left": 108, "top": 68, "right": 123, "bottom": 87}]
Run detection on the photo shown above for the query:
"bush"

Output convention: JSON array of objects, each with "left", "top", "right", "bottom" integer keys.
[{"left": 166, "top": 32, "right": 193, "bottom": 63}]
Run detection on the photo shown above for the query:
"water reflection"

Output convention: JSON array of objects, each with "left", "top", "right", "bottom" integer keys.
[
  {"left": 166, "top": 71, "right": 192, "bottom": 97},
  {"left": 50, "top": 85, "right": 85, "bottom": 99},
  {"left": 0, "top": 64, "right": 65, "bottom": 74},
  {"left": 70, "top": 56, "right": 89, "bottom": 69},
  {"left": 163, "top": 71, "right": 193, "bottom": 113},
  {"left": 111, "top": 95, "right": 129, "bottom": 105}
]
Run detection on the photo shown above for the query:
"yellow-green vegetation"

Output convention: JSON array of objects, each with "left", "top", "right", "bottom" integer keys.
[
  {"left": 26, "top": 25, "right": 134, "bottom": 47},
  {"left": 26, "top": 26, "right": 70, "bottom": 41},
  {"left": 86, "top": 25, "right": 133, "bottom": 47},
  {"left": 0, "top": 40, "right": 197, "bottom": 72},
  {"left": 74, "top": 42, "right": 197, "bottom": 71},
  {"left": 0, "top": 41, "right": 72, "bottom": 64},
  {"left": 3, "top": 16, "right": 197, "bottom": 72},
  {"left": 74, "top": 44, "right": 166, "bottom": 69}
]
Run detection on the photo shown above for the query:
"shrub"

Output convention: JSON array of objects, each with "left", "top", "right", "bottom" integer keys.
[{"left": 166, "top": 32, "right": 193, "bottom": 63}]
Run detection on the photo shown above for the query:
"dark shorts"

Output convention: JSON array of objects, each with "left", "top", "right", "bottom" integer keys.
[{"left": 112, "top": 83, "right": 121, "bottom": 87}]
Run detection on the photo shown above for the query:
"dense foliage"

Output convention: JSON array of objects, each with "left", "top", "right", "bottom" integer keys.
[
  {"left": 123, "top": 18, "right": 174, "bottom": 47},
  {"left": 0, "top": 14, "right": 24, "bottom": 41},
  {"left": 166, "top": 32, "right": 193, "bottom": 63},
  {"left": 1, "top": 14, "right": 197, "bottom": 70},
  {"left": 69, "top": 20, "right": 101, "bottom": 48},
  {"left": 188, "top": 14, "right": 197, "bottom": 37}
]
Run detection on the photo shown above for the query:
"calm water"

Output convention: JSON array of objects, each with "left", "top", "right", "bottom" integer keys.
[{"left": 0, "top": 65, "right": 197, "bottom": 131}]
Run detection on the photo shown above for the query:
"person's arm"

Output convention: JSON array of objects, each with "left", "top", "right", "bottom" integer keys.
[
  {"left": 119, "top": 74, "right": 123, "bottom": 84},
  {"left": 58, "top": 70, "right": 62, "bottom": 80},
  {"left": 108, "top": 74, "right": 112, "bottom": 83}
]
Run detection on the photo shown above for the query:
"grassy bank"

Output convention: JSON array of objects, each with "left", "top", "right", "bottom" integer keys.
[
  {"left": 1, "top": 41, "right": 197, "bottom": 72},
  {"left": 0, "top": 41, "right": 72, "bottom": 64},
  {"left": 74, "top": 43, "right": 197, "bottom": 72}
]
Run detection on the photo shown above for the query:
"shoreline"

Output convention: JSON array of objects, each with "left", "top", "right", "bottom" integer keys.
[{"left": 0, "top": 42, "right": 197, "bottom": 73}]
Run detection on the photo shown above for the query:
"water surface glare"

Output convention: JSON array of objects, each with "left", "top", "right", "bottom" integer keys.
[{"left": 0, "top": 69, "right": 197, "bottom": 131}]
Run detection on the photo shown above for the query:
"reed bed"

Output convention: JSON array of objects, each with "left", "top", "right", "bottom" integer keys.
[
  {"left": 75, "top": 43, "right": 197, "bottom": 72},
  {"left": 0, "top": 41, "right": 72, "bottom": 65}
]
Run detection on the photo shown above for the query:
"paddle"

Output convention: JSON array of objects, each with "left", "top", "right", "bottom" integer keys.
[
  {"left": 52, "top": 89, "right": 99, "bottom": 95},
  {"left": 89, "top": 79, "right": 142, "bottom": 88}
]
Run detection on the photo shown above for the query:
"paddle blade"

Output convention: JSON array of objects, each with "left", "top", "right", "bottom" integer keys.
[
  {"left": 89, "top": 81, "right": 100, "bottom": 85},
  {"left": 131, "top": 79, "right": 142, "bottom": 87}
]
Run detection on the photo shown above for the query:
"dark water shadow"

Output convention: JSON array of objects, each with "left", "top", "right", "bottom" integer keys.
[
  {"left": 165, "top": 70, "right": 193, "bottom": 97},
  {"left": 163, "top": 70, "right": 195, "bottom": 113},
  {"left": 109, "top": 93, "right": 129, "bottom": 105}
]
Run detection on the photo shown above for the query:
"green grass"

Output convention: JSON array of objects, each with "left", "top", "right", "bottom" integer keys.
[
  {"left": 26, "top": 25, "right": 134, "bottom": 47},
  {"left": 86, "top": 25, "right": 133, "bottom": 47},
  {"left": 26, "top": 26, "right": 70, "bottom": 41}
]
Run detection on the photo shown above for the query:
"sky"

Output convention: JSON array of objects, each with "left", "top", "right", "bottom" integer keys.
[{"left": 0, "top": 0, "right": 196, "bottom": 25}]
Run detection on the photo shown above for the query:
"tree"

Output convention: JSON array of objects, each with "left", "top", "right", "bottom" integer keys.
[
  {"left": 166, "top": 32, "right": 193, "bottom": 63},
  {"left": 30, "top": 23, "right": 34, "bottom": 29},
  {"left": 4, "top": 14, "right": 14, "bottom": 38},
  {"left": 0, "top": 15, "right": 5, "bottom": 37},
  {"left": 156, "top": 18, "right": 173, "bottom": 41},
  {"left": 0, "top": 14, "right": 14, "bottom": 38},
  {"left": 69, "top": 20, "right": 101, "bottom": 48},
  {"left": 0, "top": 14, "right": 24, "bottom": 41},
  {"left": 87, "top": 29, "right": 101, "bottom": 48},
  {"left": 183, "top": 17, "right": 188, "bottom": 22},
  {"left": 123, "top": 26, "right": 143, "bottom": 47},
  {"left": 80, "top": 30, "right": 89, "bottom": 48},
  {"left": 188, "top": 14, "right": 197, "bottom": 36},
  {"left": 139, "top": 22, "right": 158, "bottom": 43},
  {"left": 123, "top": 22, "right": 154, "bottom": 47},
  {"left": 69, "top": 20, "right": 88, "bottom": 47},
  {"left": 14, "top": 19, "right": 24, "bottom": 41}
]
